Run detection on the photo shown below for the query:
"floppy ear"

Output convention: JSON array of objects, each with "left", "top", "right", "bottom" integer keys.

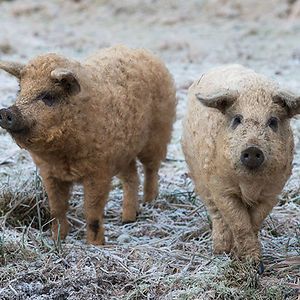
[
  {"left": 272, "top": 90, "right": 300, "bottom": 118},
  {"left": 51, "top": 68, "right": 81, "bottom": 95},
  {"left": 195, "top": 89, "right": 239, "bottom": 113},
  {"left": 0, "top": 61, "right": 25, "bottom": 79}
]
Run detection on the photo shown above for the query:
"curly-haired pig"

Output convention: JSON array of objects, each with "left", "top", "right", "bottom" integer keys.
[
  {"left": 182, "top": 64, "right": 299, "bottom": 265},
  {"left": 0, "top": 45, "right": 176, "bottom": 245}
]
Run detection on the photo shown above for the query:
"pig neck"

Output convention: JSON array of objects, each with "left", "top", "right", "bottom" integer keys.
[
  {"left": 31, "top": 146, "right": 76, "bottom": 167},
  {"left": 214, "top": 170, "right": 265, "bottom": 206},
  {"left": 29, "top": 129, "right": 87, "bottom": 163},
  {"left": 238, "top": 178, "right": 264, "bottom": 206},
  {"left": 214, "top": 157, "right": 267, "bottom": 206}
]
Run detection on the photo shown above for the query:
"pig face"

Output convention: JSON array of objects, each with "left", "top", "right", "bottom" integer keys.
[
  {"left": 0, "top": 54, "right": 82, "bottom": 152},
  {"left": 196, "top": 87, "right": 300, "bottom": 177}
]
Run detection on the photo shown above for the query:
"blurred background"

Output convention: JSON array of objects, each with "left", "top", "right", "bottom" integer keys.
[
  {"left": 1, "top": 0, "right": 300, "bottom": 81},
  {"left": 2, "top": 0, "right": 300, "bottom": 160}
]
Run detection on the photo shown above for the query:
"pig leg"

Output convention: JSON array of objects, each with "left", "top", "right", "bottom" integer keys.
[
  {"left": 138, "top": 132, "right": 167, "bottom": 203},
  {"left": 142, "top": 160, "right": 160, "bottom": 203},
  {"left": 119, "top": 160, "right": 140, "bottom": 223},
  {"left": 215, "top": 195, "right": 261, "bottom": 261},
  {"left": 83, "top": 176, "right": 111, "bottom": 245},
  {"left": 138, "top": 154, "right": 161, "bottom": 203},
  {"left": 205, "top": 198, "right": 233, "bottom": 253},
  {"left": 42, "top": 176, "right": 72, "bottom": 240},
  {"left": 211, "top": 214, "right": 233, "bottom": 254},
  {"left": 249, "top": 198, "right": 277, "bottom": 234}
]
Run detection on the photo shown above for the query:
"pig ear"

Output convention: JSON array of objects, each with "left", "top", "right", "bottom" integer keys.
[
  {"left": 0, "top": 61, "right": 25, "bottom": 79},
  {"left": 195, "top": 89, "right": 239, "bottom": 113},
  {"left": 51, "top": 68, "right": 81, "bottom": 95},
  {"left": 273, "top": 90, "right": 300, "bottom": 118}
]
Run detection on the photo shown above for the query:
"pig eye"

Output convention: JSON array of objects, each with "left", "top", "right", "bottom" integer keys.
[
  {"left": 231, "top": 114, "right": 243, "bottom": 129},
  {"left": 267, "top": 117, "right": 279, "bottom": 132},
  {"left": 38, "top": 92, "right": 57, "bottom": 107}
]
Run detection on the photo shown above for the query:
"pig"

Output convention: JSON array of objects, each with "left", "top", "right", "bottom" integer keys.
[
  {"left": 181, "top": 64, "right": 299, "bottom": 266},
  {"left": 0, "top": 45, "right": 176, "bottom": 245}
]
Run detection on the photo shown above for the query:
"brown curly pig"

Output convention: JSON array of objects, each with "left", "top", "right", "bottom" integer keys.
[
  {"left": 182, "top": 65, "right": 299, "bottom": 268},
  {"left": 0, "top": 45, "right": 176, "bottom": 245}
]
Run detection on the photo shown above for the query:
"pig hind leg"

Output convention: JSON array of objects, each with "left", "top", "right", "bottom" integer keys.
[
  {"left": 138, "top": 101, "right": 173, "bottom": 203},
  {"left": 142, "top": 159, "right": 160, "bottom": 203},
  {"left": 119, "top": 159, "right": 140, "bottom": 223},
  {"left": 138, "top": 141, "right": 167, "bottom": 203}
]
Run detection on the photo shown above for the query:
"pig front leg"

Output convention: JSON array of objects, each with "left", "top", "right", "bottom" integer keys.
[
  {"left": 215, "top": 194, "right": 261, "bottom": 262},
  {"left": 83, "top": 175, "right": 111, "bottom": 245},
  {"left": 211, "top": 214, "right": 233, "bottom": 254},
  {"left": 249, "top": 198, "right": 278, "bottom": 234},
  {"left": 42, "top": 176, "right": 72, "bottom": 240},
  {"left": 205, "top": 198, "right": 233, "bottom": 253}
]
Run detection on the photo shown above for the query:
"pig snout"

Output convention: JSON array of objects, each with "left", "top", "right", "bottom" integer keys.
[
  {"left": 240, "top": 146, "right": 264, "bottom": 170},
  {"left": 0, "top": 106, "right": 26, "bottom": 133}
]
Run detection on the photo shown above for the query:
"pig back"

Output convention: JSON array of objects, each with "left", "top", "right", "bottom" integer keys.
[{"left": 76, "top": 46, "right": 174, "bottom": 171}]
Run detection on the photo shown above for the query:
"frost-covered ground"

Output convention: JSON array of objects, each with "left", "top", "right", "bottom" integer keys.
[{"left": 0, "top": 0, "right": 299, "bottom": 299}]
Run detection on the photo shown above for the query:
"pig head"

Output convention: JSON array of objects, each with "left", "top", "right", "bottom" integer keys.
[{"left": 0, "top": 56, "right": 83, "bottom": 153}]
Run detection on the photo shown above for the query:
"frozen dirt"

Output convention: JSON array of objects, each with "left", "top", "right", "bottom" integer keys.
[{"left": 0, "top": 0, "right": 299, "bottom": 299}]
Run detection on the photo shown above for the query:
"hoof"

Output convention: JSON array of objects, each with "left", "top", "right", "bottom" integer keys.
[
  {"left": 86, "top": 221, "right": 105, "bottom": 245},
  {"left": 122, "top": 218, "right": 137, "bottom": 225},
  {"left": 51, "top": 219, "right": 69, "bottom": 240},
  {"left": 143, "top": 191, "right": 158, "bottom": 203},
  {"left": 122, "top": 212, "right": 138, "bottom": 224},
  {"left": 257, "top": 261, "right": 265, "bottom": 275},
  {"left": 213, "top": 244, "right": 232, "bottom": 255},
  {"left": 122, "top": 220, "right": 135, "bottom": 225},
  {"left": 87, "top": 239, "right": 105, "bottom": 246}
]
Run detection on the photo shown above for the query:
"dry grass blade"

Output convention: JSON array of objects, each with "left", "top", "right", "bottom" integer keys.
[{"left": 0, "top": 175, "right": 50, "bottom": 230}]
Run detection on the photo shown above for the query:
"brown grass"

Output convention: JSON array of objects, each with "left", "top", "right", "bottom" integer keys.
[{"left": 0, "top": 171, "right": 50, "bottom": 230}]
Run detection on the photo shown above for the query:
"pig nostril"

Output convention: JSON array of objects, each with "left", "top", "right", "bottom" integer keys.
[
  {"left": 0, "top": 108, "right": 23, "bottom": 132},
  {"left": 256, "top": 153, "right": 261, "bottom": 159},
  {"left": 244, "top": 153, "right": 249, "bottom": 159}
]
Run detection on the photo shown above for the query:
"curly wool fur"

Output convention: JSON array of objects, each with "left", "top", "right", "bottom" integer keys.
[
  {"left": 1, "top": 45, "right": 176, "bottom": 244},
  {"left": 182, "top": 65, "right": 295, "bottom": 261}
]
